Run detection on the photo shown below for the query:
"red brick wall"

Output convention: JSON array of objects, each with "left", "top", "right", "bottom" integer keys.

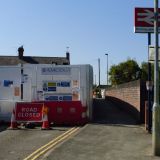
[{"left": 106, "top": 80, "right": 146, "bottom": 122}]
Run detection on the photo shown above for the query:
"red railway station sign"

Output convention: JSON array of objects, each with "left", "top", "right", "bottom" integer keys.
[
  {"left": 15, "top": 103, "right": 43, "bottom": 122},
  {"left": 134, "top": 8, "right": 160, "bottom": 33}
]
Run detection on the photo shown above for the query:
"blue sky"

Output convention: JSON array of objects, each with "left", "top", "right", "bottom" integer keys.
[{"left": 0, "top": 0, "right": 156, "bottom": 84}]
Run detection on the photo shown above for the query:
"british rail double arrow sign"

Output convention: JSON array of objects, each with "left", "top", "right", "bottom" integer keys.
[{"left": 134, "top": 8, "right": 160, "bottom": 33}]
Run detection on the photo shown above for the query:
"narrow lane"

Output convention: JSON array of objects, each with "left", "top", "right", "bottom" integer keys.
[
  {"left": 92, "top": 99, "right": 137, "bottom": 125},
  {"left": 38, "top": 99, "right": 157, "bottom": 160}
]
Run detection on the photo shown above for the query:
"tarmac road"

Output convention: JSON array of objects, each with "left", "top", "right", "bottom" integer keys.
[
  {"left": 37, "top": 99, "right": 159, "bottom": 160},
  {"left": 0, "top": 126, "right": 73, "bottom": 160},
  {"left": 0, "top": 99, "right": 159, "bottom": 160},
  {"left": 39, "top": 124, "right": 156, "bottom": 160}
]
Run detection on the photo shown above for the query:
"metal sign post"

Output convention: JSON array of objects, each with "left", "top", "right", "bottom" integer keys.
[
  {"left": 148, "top": 33, "right": 152, "bottom": 133},
  {"left": 152, "top": 0, "right": 160, "bottom": 156}
]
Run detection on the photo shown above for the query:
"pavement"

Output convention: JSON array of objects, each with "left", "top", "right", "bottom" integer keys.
[{"left": 38, "top": 99, "right": 160, "bottom": 160}]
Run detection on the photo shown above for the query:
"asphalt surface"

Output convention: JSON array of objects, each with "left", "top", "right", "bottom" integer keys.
[
  {"left": 0, "top": 99, "right": 159, "bottom": 160},
  {"left": 0, "top": 126, "right": 73, "bottom": 160},
  {"left": 38, "top": 99, "right": 159, "bottom": 160}
]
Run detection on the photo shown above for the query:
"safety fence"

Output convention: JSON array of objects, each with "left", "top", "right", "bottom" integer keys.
[{"left": 9, "top": 101, "right": 88, "bottom": 129}]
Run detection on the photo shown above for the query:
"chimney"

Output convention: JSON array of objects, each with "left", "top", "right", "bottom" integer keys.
[
  {"left": 66, "top": 47, "right": 70, "bottom": 64},
  {"left": 66, "top": 52, "right": 70, "bottom": 61},
  {"left": 18, "top": 46, "right": 24, "bottom": 59}
]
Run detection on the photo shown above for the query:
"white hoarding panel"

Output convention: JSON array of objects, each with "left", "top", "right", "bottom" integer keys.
[
  {"left": 0, "top": 67, "right": 21, "bottom": 101},
  {"left": 0, "top": 64, "right": 93, "bottom": 121}
]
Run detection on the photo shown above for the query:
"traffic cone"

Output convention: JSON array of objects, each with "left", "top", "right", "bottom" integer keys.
[
  {"left": 8, "top": 107, "right": 18, "bottom": 129},
  {"left": 41, "top": 105, "right": 50, "bottom": 130}
]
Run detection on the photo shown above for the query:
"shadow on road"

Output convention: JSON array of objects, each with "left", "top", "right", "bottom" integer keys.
[
  {"left": 0, "top": 124, "right": 8, "bottom": 132},
  {"left": 92, "top": 99, "right": 138, "bottom": 125}
]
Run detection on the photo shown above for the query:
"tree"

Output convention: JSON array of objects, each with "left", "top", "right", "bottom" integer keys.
[
  {"left": 109, "top": 64, "right": 121, "bottom": 85},
  {"left": 109, "top": 59, "right": 141, "bottom": 85},
  {"left": 140, "top": 62, "right": 154, "bottom": 81}
]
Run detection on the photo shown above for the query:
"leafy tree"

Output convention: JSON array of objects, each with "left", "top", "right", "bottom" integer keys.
[
  {"left": 109, "top": 59, "right": 141, "bottom": 85},
  {"left": 140, "top": 61, "right": 154, "bottom": 81},
  {"left": 140, "top": 62, "right": 148, "bottom": 80}
]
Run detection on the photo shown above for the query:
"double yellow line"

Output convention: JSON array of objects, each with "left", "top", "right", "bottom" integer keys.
[{"left": 24, "top": 127, "right": 80, "bottom": 160}]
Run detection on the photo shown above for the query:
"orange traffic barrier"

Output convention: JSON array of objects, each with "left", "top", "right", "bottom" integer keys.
[
  {"left": 8, "top": 106, "right": 18, "bottom": 129},
  {"left": 41, "top": 105, "right": 50, "bottom": 130}
]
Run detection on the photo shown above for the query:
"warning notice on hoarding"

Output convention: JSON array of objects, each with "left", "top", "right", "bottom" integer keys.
[
  {"left": 15, "top": 103, "right": 43, "bottom": 122},
  {"left": 14, "top": 87, "right": 20, "bottom": 96}
]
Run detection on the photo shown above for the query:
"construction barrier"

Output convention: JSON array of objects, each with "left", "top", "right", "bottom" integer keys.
[
  {"left": 40, "top": 101, "right": 88, "bottom": 125},
  {"left": 8, "top": 103, "right": 52, "bottom": 129},
  {"left": 15, "top": 101, "right": 88, "bottom": 126}
]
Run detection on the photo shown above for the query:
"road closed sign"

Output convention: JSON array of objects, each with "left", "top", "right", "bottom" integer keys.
[{"left": 15, "top": 103, "right": 43, "bottom": 122}]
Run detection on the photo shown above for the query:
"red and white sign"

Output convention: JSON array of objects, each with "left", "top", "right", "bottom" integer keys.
[
  {"left": 15, "top": 103, "right": 43, "bottom": 122},
  {"left": 134, "top": 8, "right": 160, "bottom": 33}
]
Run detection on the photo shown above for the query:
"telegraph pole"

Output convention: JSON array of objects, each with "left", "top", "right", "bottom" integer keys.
[
  {"left": 105, "top": 53, "right": 109, "bottom": 86},
  {"left": 152, "top": 0, "right": 160, "bottom": 156},
  {"left": 98, "top": 58, "right": 100, "bottom": 86}
]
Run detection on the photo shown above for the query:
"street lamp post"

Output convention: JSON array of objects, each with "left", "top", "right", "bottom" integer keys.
[
  {"left": 153, "top": 0, "right": 160, "bottom": 156},
  {"left": 98, "top": 58, "right": 100, "bottom": 87},
  {"left": 105, "top": 53, "right": 108, "bottom": 86}
]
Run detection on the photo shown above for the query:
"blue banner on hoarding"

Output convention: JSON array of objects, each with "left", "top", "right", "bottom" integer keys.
[
  {"left": 45, "top": 95, "right": 72, "bottom": 101},
  {"left": 3, "top": 80, "right": 13, "bottom": 87}
]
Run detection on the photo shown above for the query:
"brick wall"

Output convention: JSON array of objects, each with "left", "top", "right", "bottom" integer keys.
[{"left": 105, "top": 80, "right": 147, "bottom": 123}]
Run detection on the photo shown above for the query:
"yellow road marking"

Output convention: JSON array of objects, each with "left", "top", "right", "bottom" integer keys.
[
  {"left": 31, "top": 127, "right": 80, "bottom": 160},
  {"left": 24, "top": 127, "right": 76, "bottom": 160},
  {"left": 24, "top": 127, "right": 80, "bottom": 160}
]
